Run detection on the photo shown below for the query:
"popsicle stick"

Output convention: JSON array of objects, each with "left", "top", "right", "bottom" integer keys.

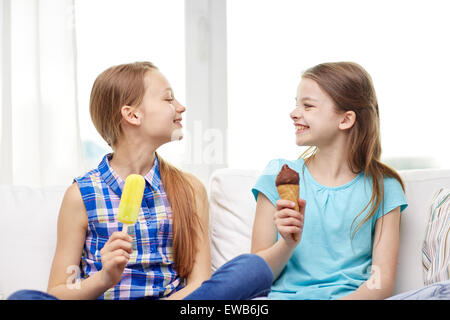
[{"left": 122, "top": 224, "right": 129, "bottom": 234}]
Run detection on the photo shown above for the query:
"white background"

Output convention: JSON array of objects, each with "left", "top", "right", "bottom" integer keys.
[
  {"left": 75, "top": 0, "right": 450, "bottom": 175},
  {"left": 75, "top": 0, "right": 186, "bottom": 169},
  {"left": 227, "top": 0, "right": 450, "bottom": 170}
]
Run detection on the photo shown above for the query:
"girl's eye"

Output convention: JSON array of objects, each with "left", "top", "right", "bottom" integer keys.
[{"left": 304, "top": 104, "right": 313, "bottom": 109}]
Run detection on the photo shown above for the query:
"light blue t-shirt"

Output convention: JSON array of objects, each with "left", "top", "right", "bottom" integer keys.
[{"left": 252, "top": 158, "right": 408, "bottom": 300}]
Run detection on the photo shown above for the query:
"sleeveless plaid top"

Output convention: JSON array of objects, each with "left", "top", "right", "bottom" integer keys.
[{"left": 74, "top": 153, "right": 182, "bottom": 299}]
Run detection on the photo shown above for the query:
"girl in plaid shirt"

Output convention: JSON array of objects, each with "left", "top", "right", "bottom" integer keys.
[{"left": 31, "top": 61, "right": 272, "bottom": 300}]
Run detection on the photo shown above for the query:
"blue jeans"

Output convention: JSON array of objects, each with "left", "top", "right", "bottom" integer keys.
[{"left": 7, "top": 254, "right": 273, "bottom": 300}]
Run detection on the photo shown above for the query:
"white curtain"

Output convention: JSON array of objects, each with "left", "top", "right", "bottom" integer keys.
[{"left": 0, "top": 0, "right": 84, "bottom": 187}]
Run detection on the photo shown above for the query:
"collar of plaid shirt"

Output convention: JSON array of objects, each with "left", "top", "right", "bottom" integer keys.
[{"left": 98, "top": 153, "right": 162, "bottom": 198}]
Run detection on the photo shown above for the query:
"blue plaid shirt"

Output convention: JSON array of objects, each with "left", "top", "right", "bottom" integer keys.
[{"left": 74, "top": 153, "right": 182, "bottom": 299}]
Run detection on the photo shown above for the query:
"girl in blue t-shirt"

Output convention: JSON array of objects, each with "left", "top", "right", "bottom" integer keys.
[{"left": 251, "top": 62, "right": 408, "bottom": 300}]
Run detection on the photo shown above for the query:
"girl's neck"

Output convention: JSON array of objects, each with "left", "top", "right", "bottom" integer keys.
[
  {"left": 306, "top": 147, "right": 357, "bottom": 187},
  {"left": 109, "top": 138, "right": 157, "bottom": 181}
]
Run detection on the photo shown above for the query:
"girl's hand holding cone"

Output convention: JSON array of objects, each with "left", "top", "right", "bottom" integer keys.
[
  {"left": 274, "top": 198, "right": 306, "bottom": 245},
  {"left": 275, "top": 164, "right": 303, "bottom": 241}
]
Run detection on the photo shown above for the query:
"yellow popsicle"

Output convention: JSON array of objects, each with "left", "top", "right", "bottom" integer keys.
[{"left": 117, "top": 174, "right": 145, "bottom": 228}]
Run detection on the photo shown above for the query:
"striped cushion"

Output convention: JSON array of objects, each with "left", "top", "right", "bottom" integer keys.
[{"left": 422, "top": 188, "right": 450, "bottom": 285}]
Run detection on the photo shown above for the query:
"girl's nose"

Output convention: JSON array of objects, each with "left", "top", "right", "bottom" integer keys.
[
  {"left": 176, "top": 101, "right": 186, "bottom": 113},
  {"left": 290, "top": 107, "right": 300, "bottom": 120}
]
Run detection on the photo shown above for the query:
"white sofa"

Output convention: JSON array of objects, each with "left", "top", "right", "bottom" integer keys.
[{"left": 1, "top": 168, "right": 449, "bottom": 299}]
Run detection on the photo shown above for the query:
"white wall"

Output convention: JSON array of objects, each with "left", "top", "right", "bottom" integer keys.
[{"left": 227, "top": 0, "right": 450, "bottom": 172}]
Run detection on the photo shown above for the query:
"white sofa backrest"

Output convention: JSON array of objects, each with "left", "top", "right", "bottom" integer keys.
[
  {"left": 0, "top": 185, "right": 66, "bottom": 299},
  {"left": 209, "top": 169, "right": 261, "bottom": 272},
  {"left": 395, "top": 169, "right": 450, "bottom": 293},
  {"left": 209, "top": 168, "right": 450, "bottom": 295}
]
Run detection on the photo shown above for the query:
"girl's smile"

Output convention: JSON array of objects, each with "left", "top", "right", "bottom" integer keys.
[
  {"left": 174, "top": 117, "right": 183, "bottom": 127},
  {"left": 294, "top": 123, "right": 310, "bottom": 134}
]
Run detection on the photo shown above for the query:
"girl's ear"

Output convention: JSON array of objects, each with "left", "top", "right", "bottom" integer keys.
[
  {"left": 121, "top": 105, "right": 142, "bottom": 126},
  {"left": 339, "top": 110, "right": 356, "bottom": 130}
]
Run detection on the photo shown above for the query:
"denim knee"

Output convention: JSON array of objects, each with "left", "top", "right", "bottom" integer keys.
[
  {"left": 233, "top": 254, "right": 274, "bottom": 288},
  {"left": 184, "top": 253, "right": 274, "bottom": 300},
  {"left": 7, "top": 289, "right": 58, "bottom": 300}
]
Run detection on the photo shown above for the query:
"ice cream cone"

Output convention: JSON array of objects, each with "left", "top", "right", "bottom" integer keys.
[
  {"left": 276, "top": 184, "right": 299, "bottom": 212},
  {"left": 276, "top": 164, "right": 301, "bottom": 242},
  {"left": 276, "top": 184, "right": 300, "bottom": 241}
]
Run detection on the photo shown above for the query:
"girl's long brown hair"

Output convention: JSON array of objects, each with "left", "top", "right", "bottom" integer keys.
[
  {"left": 300, "top": 62, "right": 405, "bottom": 239},
  {"left": 90, "top": 61, "right": 202, "bottom": 278}
]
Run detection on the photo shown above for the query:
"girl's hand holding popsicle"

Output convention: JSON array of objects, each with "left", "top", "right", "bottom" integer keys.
[{"left": 99, "top": 174, "right": 145, "bottom": 288}]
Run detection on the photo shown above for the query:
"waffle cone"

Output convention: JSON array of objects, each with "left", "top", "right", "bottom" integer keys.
[
  {"left": 276, "top": 184, "right": 299, "bottom": 211},
  {"left": 276, "top": 184, "right": 300, "bottom": 241}
]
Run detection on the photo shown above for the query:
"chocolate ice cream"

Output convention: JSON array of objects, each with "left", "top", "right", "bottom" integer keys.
[{"left": 275, "top": 164, "right": 299, "bottom": 186}]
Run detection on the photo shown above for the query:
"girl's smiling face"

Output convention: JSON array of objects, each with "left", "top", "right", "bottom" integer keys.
[
  {"left": 290, "top": 78, "right": 344, "bottom": 148},
  {"left": 133, "top": 69, "right": 186, "bottom": 145}
]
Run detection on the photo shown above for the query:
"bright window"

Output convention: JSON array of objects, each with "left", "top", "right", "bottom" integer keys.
[
  {"left": 74, "top": 0, "right": 185, "bottom": 169},
  {"left": 227, "top": 0, "right": 450, "bottom": 171}
]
